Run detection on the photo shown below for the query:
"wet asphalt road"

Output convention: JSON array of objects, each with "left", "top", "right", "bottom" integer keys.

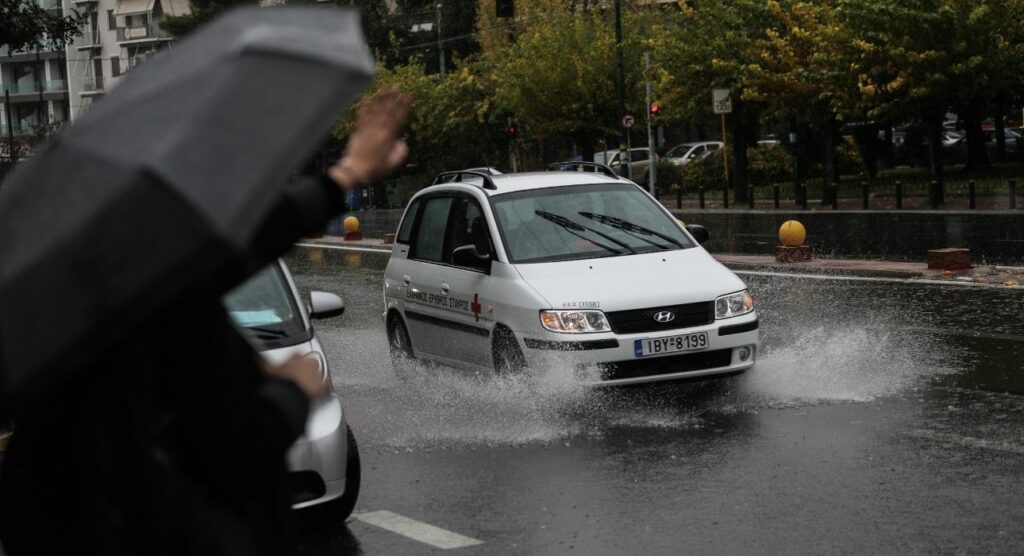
[{"left": 285, "top": 246, "right": 1024, "bottom": 555}]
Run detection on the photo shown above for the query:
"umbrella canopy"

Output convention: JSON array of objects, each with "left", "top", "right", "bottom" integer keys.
[{"left": 0, "top": 7, "right": 375, "bottom": 410}]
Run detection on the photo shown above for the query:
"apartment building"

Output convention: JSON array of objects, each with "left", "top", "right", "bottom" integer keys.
[
  {"left": 0, "top": 0, "right": 71, "bottom": 140},
  {"left": 63, "top": 0, "right": 190, "bottom": 120}
]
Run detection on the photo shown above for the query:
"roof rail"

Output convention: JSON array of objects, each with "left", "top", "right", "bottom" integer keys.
[
  {"left": 433, "top": 170, "right": 498, "bottom": 190},
  {"left": 547, "top": 161, "right": 620, "bottom": 179}
]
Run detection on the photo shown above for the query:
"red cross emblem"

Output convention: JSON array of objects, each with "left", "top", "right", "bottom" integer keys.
[{"left": 471, "top": 293, "right": 482, "bottom": 322}]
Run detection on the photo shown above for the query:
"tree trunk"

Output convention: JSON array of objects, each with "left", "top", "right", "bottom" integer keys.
[
  {"left": 853, "top": 125, "right": 879, "bottom": 179},
  {"left": 994, "top": 105, "right": 1007, "bottom": 163},
  {"left": 927, "top": 113, "right": 945, "bottom": 202},
  {"left": 963, "top": 103, "right": 988, "bottom": 170},
  {"left": 820, "top": 126, "right": 840, "bottom": 205},
  {"left": 729, "top": 107, "right": 754, "bottom": 204}
]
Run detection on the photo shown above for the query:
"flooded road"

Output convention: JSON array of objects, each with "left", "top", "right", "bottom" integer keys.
[{"left": 285, "top": 246, "right": 1024, "bottom": 555}]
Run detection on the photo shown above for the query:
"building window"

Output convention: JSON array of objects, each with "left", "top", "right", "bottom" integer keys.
[
  {"left": 107, "top": 9, "right": 115, "bottom": 30},
  {"left": 111, "top": 56, "right": 120, "bottom": 77}
]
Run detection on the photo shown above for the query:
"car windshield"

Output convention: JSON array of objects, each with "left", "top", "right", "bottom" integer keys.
[
  {"left": 666, "top": 144, "right": 698, "bottom": 158},
  {"left": 492, "top": 182, "right": 696, "bottom": 264},
  {"left": 223, "top": 265, "right": 305, "bottom": 342}
]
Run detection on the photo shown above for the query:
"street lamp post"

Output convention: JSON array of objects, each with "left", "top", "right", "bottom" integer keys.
[
  {"left": 614, "top": 0, "right": 627, "bottom": 177},
  {"left": 436, "top": 2, "right": 445, "bottom": 74}
]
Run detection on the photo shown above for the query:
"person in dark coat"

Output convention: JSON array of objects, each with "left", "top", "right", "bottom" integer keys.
[{"left": 0, "top": 88, "right": 410, "bottom": 555}]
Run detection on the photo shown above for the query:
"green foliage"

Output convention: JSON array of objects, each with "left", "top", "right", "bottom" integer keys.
[
  {"left": 162, "top": 0, "right": 257, "bottom": 37},
  {"left": 747, "top": 143, "right": 792, "bottom": 186},
  {"left": 0, "top": 0, "right": 85, "bottom": 51}
]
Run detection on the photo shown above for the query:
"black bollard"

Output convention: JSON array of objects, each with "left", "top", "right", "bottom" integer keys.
[
  {"left": 831, "top": 182, "right": 839, "bottom": 210},
  {"left": 930, "top": 179, "right": 939, "bottom": 209},
  {"left": 723, "top": 187, "right": 729, "bottom": 209},
  {"left": 801, "top": 185, "right": 808, "bottom": 210},
  {"left": 675, "top": 185, "right": 682, "bottom": 209},
  {"left": 969, "top": 179, "right": 976, "bottom": 209},
  {"left": 748, "top": 186, "right": 754, "bottom": 209},
  {"left": 1011, "top": 179, "right": 1018, "bottom": 210},
  {"left": 773, "top": 185, "right": 780, "bottom": 209},
  {"left": 895, "top": 180, "right": 903, "bottom": 209},
  {"left": 699, "top": 186, "right": 705, "bottom": 209},
  {"left": 861, "top": 180, "right": 869, "bottom": 209}
]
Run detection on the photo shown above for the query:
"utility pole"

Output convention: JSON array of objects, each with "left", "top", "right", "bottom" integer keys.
[
  {"left": 644, "top": 52, "right": 656, "bottom": 196},
  {"left": 436, "top": 2, "right": 445, "bottom": 74},
  {"left": 614, "top": 0, "right": 627, "bottom": 177}
]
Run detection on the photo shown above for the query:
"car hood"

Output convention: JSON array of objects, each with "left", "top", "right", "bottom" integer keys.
[{"left": 513, "top": 247, "right": 745, "bottom": 312}]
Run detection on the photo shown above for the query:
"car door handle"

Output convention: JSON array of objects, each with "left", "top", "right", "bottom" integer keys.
[
  {"left": 440, "top": 283, "right": 450, "bottom": 295},
  {"left": 402, "top": 275, "right": 411, "bottom": 287}
]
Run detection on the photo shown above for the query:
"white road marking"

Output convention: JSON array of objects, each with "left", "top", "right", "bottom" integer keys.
[
  {"left": 905, "top": 429, "right": 1024, "bottom": 454},
  {"left": 353, "top": 511, "right": 484, "bottom": 550},
  {"left": 295, "top": 242, "right": 392, "bottom": 254}
]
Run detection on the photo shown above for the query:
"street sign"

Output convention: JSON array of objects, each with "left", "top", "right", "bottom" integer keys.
[
  {"left": 712, "top": 88, "right": 732, "bottom": 114},
  {"left": 621, "top": 114, "right": 635, "bottom": 129}
]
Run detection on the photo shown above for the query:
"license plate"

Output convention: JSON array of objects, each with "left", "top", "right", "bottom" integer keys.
[{"left": 634, "top": 332, "right": 709, "bottom": 357}]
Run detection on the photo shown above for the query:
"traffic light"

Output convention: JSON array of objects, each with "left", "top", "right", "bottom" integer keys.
[
  {"left": 506, "top": 125, "right": 518, "bottom": 139},
  {"left": 496, "top": 0, "right": 513, "bottom": 18},
  {"left": 650, "top": 103, "right": 661, "bottom": 117}
]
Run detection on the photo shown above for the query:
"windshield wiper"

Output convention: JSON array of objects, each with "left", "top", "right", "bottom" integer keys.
[
  {"left": 241, "top": 325, "right": 290, "bottom": 339},
  {"left": 578, "top": 211, "right": 685, "bottom": 249},
  {"left": 533, "top": 210, "right": 635, "bottom": 254}
]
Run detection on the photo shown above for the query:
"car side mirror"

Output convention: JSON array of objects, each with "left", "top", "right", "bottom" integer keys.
[
  {"left": 309, "top": 291, "right": 345, "bottom": 319},
  {"left": 452, "top": 244, "right": 491, "bottom": 271},
  {"left": 686, "top": 224, "right": 710, "bottom": 245}
]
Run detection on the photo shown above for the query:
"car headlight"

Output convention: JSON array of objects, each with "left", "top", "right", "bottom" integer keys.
[
  {"left": 539, "top": 310, "right": 611, "bottom": 333},
  {"left": 715, "top": 290, "right": 754, "bottom": 319},
  {"left": 305, "top": 351, "right": 328, "bottom": 382}
]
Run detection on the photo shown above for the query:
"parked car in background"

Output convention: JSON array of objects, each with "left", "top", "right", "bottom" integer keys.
[
  {"left": 594, "top": 148, "right": 658, "bottom": 184},
  {"left": 224, "top": 260, "right": 361, "bottom": 518},
  {"left": 663, "top": 141, "right": 724, "bottom": 166}
]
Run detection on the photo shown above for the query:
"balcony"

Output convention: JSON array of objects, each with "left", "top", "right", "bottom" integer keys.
[
  {"left": 2, "top": 80, "right": 67, "bottom": 95},
  {"left": 116, "top": 23, "right": 171, "bottom": 43},
  {"left": 76, "top": 27, "right": 102, "bottom": 50},
  {"left": 80, "top": 76, "right": 104, "bottom": 94}
]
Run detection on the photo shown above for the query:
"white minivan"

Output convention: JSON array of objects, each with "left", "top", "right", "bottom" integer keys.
[{"left": 382, "top": 164, "right": 758, "bottom": 386}]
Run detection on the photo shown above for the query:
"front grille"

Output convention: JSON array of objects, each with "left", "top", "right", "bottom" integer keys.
[
  {"left": 600, "top": 349, "right": 732, "bottom": 381},
  {"left": 605, "top": 301, "right": 714, "bottom": 334}
]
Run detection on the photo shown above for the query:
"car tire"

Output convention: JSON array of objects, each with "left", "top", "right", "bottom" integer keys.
[
  {"left": 387, "top": 315, "right": 415, "bottom": 378},
  {"left": 492, "top": 326, "right": 527, "bottom": 374}
]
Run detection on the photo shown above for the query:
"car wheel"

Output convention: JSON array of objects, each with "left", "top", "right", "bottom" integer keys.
[
  {"left": 387, "top": 315, "right": 415, "bottom": 378},
  {"left": 492, "top": 326, "right": 527, "bottom": 374}
]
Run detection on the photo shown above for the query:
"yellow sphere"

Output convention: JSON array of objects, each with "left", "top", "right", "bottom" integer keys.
[
  {"left": 343, "top": 216, "right": 361, "bottom": 233},
  {"left": 779, "top": 220, "right": 806, "bottom": 247}
]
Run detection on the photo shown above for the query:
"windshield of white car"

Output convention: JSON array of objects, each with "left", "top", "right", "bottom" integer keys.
[
  {"left": 666, "top": 144, "right": 698, "bottom": 158},
  {"left": 492, "top": 182, "right": 696, "bottom": 264},
  {"left": 224, "top": 265, "right": 306, "bottom": 343}
]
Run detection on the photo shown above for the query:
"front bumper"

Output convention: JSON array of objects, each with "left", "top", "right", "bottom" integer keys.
[
  {"left": 520, "top": 313, "right": 759, "bottom": 386},
  {"left": 286, "top": 392, "right": 349, "bottom": 509}
]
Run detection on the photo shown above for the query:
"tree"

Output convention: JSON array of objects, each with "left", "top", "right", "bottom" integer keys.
[
  {"left": 651, "top": 0, "right": 774, "bottom": 202},
  {"left": 162, "top": 0, "right": 258, "bottom": 37},
  {"left": 0, "top": 0, "right": 84, "bottom": 52}
]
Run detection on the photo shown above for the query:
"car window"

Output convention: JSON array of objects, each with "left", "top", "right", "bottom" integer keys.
[
  {"left": 411, "top": 196, "right": 453, "bottom": 263},
  {"left": 224, "top": 265, "right": 306, "bottom": 342},
  {"left": 632, "top": 150, "right": 649, "bottom": 162},
  {"left": 707, "top": 144, "right": 720, "bottom": 151},
  {"left": 397, "top": 199, "right": 422, "bottom": 244},
  {"left": 492, "top": 182, "right": 695, "bottom": 264},
  {"left": 446, "top": 197, "right": 492, "bottom": 267}
]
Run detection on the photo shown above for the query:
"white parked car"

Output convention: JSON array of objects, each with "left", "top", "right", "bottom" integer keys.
[
  {"left": 664, "top": 141, "right": 724, "bottom": 166},
  {"left": 224, "top": 260, "right": 360, "bottom": 516},
  {"left": 382, "top": 165, "right": 759, "bottom": 386}
]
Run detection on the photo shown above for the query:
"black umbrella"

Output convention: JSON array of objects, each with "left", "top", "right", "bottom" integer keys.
[{"left": 0, "top": 6, "right": 374, "bottom": 410}]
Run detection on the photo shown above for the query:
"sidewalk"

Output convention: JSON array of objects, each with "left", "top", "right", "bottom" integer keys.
[{"left": 300, "top": 236, "right": 1023, "bottom": 287}]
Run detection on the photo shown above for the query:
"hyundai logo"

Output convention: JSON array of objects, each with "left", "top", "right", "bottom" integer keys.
[{"left": 653, "top": 311, "right": 675, "bottom": 323}]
